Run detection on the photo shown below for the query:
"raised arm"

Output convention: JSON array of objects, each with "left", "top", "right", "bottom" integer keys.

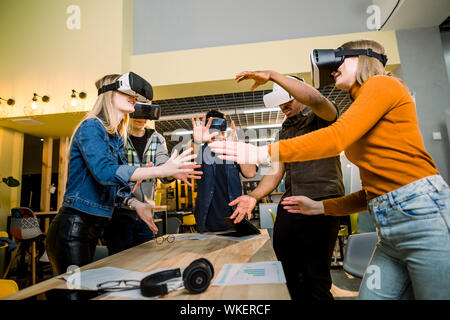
[
  {"left": 236, "top": 70, "right": 337, "bottom": 121},
  {"left": 210, "top": 76, "right": 401, "bottom": 164}
]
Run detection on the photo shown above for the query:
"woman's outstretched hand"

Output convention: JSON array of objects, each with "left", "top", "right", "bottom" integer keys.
[
  {"left": 132, "top": 200, "right": 160, "bottom": 234},
  {"left": 281, "top": 196, "right": 324, "bottom": 215},
  {"left": 208, "top": 141, "right": 270, "bottom": 165}
]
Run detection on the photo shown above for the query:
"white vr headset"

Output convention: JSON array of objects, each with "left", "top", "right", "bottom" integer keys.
[
  {"left": 263, "top": 76, "right": 304, "bottom": 108},
  {"left": 98, "top": 72, "right": 153, "bottom": 102}
]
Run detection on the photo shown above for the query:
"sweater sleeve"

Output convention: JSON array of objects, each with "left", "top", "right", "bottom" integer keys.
[
  {"left": 268, "top": 76, "right": 402, "bottom": 163},
  {"left": 323, "top": 190, "right": 368, "bottom": 216}
]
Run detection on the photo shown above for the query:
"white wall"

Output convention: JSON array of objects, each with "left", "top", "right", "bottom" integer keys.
[
  {"left": 134, "top": 0, "right": 372, "bottom": 54},
  {"left": 396, "top": 26, "right": 450, "bottom": 183}
]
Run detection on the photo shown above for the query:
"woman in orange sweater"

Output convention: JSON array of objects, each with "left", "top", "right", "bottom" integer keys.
[{"left": 209, "top": 40, "right": 450, "bottom": 300}]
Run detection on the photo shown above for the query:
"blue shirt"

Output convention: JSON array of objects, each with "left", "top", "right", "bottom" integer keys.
[
  {"left": 63, "top": 117, "right": 137, "bottom": 218},
  {"left": 194, "top": 145, "right": 243, "bottom": 232},
  {"left": 205, "top": 163, "right": 233, "bottom": 232}
]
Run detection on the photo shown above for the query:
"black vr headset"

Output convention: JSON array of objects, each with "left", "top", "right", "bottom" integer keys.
[
  {"left": 129, "top": 102, "right": 161, "bottom": 120},
  {"left": 140, "top": 258, "right": 214, "bottom": 297},
  {"left": 98, "top": 72, "right": 153, "bottom": 102},
  {"left": 310, "top": 48, "right": 388, "bottom": 88},
  {"left": 209, "top": 118, "right": 227, "bottom": 132}
]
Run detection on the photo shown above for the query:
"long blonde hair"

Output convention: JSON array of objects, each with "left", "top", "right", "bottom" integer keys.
[
  {"left": 72, "top": 74, "right": 129, "bottom": 141},
  {"left": 68, "top": 74, "right": 130, "bottom": 158},
  {"left": 340, "top": 39, "right": 389, "bottom": 86}
]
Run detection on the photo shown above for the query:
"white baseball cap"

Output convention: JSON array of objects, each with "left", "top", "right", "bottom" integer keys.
[{"left": 263, "top": 76, "right": 304, "bottom": 108}]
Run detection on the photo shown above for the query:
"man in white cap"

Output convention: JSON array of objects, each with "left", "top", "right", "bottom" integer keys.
[{"left": 230, "top": 73, "right": 345, "bottom": 300}]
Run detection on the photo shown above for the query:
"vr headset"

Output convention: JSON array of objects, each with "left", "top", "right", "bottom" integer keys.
[
  {"left": 129, "top": 102, "right": 161, "bottom": 120},
  {"left": 310, "top": 48, "right": 388, "bottom": 88},
  {"left": 263, "top": 76, "right": 304, "bottom": 108},
  {"left": 98, "top": 72, "right": 153, "bottom": 102},
  {"left": 209, "top": 118, "right": 227, "bottom": 132}
]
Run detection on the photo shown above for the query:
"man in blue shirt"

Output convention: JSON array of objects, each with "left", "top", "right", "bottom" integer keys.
[{"left": 191, "top": 110, "right": 256, "bottom": 232}]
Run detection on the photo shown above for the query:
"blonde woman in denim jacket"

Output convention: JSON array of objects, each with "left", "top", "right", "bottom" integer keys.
[{"left": 46, "top": 74, "right": 201, "bottom": 275}]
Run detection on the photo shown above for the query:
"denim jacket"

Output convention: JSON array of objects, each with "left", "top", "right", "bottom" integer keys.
[
  {"left": 193, "top": 144, "right": 243, "bottom": 232},
  {"left": 63, "top": 117, "right": 137, "bottom": 218}
]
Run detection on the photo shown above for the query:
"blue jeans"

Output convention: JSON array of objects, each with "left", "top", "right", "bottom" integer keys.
[{"left": 359, "top": 175, "right": 450, "bottom": 300}]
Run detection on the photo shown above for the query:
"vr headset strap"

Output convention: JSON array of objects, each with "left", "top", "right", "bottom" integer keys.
[
  {"left": 98, "top": 82, "right": 120, "bottom": 96},
  {"left": 336, "top": 49, "right": 388, "bottom": 66}
]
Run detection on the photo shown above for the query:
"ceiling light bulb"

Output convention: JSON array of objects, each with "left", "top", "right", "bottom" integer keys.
[
  {"left": 31, "top": 100, "right": 37, "bottom": 109},
  {"left": 71, "top": 97, "right": 77, "bottom": 107}
]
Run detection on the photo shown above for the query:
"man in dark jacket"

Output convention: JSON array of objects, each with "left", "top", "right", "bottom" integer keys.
[{"left": 192, "top": 110, "right": 257, "bottom": 232}]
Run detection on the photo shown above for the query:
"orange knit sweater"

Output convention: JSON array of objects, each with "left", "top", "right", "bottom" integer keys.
[{"left": 268, "top": 75, "right": 438, "bottom": 216}]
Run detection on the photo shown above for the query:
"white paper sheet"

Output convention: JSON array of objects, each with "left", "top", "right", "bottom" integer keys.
[
  {"left": 214, "top": 234, "right": 264, "bottom": 242},
  {"left": 174, "top": 234, "right": 218, "bottom": 240},
  {"left": 173, "top": 233, "right": 263, "bottom": 242},
  {"left": 212, "top": 261, "right": 286, "bottom": 286},
  {"left": 61, "top": 266, "right": 184, "bottom": 299},
  {"left": 61, "top": 266, "right": 135, "bottom": 290}
]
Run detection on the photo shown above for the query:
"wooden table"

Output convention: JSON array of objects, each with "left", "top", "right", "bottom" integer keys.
[{"left": 5, "top": 229, "right": 290, "bottom": 300}]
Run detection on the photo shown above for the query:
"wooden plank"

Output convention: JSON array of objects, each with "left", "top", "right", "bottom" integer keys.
[
  {"left": 40, "top": 138, "right": 53, "bottom": 212},
  {"left": 5, "top": 229, "right": 290, "bottom": 300},
  {"left": 57, "top": 136, "right": 70, "bottom": 210}
]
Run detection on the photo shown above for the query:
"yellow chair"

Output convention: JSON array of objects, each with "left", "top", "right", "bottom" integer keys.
[
  {"left": 0, "top": 279, "right": 19, "bottom": 298},
  {"left": 155, "top": 192, "right": 162, "bottom": 207},
  {"left": 338, "top": 213, "right": 358, "bottom": 237},
  {"left": 0, "top": 231, "right": 9, "bottom": 249},
  {"left": 182, "top": 213, "right": 197, "bottom": 233}
]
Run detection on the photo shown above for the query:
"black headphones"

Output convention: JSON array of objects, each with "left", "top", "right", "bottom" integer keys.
[{"left": 140, "top": 258, "right": 214, "bottom": 297}]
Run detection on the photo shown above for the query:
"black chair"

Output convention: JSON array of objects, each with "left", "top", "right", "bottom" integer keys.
[{"left": 167, "top": 217, "right": 182, "bottom": 234}]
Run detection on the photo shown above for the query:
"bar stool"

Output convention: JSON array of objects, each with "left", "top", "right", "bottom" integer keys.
[
  {"left": 332, "top": 213, "right": 358, "bottom": 268},
  {"left": 3, "top": 207, "right": 45, "bottom": 285}
]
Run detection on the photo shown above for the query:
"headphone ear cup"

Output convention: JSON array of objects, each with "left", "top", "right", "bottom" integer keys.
[
  {"left": 194, "top": 258, "right": 214, "bottom": 279},
  {"left": 183, "top": 258, "right": 214, "bottom": 294}
]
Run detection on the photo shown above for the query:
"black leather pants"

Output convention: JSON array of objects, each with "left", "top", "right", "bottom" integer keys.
[{"left": 46, "top": 206, "right": 107, "bottom": 275}]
